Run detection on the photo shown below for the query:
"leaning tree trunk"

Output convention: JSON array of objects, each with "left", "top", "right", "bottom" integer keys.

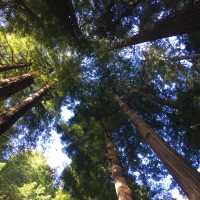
[
  {"left": 114, "top": 95, "right": 200, "bottom": 200},
  {"left": 0, "top": 72, "right": 35, "bottom": 100},
  {"left": 104, "top": 127, "right": 134, "bottom": 200},
  {"left": 0, "top": 84, "right": 51, "bottom": 134},
  {"left": 112, "top": 3, "right": 200, "bottom": 49},
  {"left": 0, "top": 63, "right": 31, "bottom": 72}
]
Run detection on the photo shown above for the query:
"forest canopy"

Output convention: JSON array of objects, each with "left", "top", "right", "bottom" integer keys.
[{"left": 0, "top": 0, "right": 200, "bottom": 200}]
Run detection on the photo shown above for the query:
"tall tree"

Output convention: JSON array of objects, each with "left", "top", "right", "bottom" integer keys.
[
  {"left": 0, "top": 63, "right": 31, "bottom": 72},
  {"left": 104, "top": 125, "right": 134, "bottom": 200},
  {"left": 0, "top": 72, "right": 35, "bottom": 100},
  {"left": 0, "top": 84, "right": 51, "bottom": 134},
  {"left": 114, "top": 95, "right": 200, "bottom": 200},
  {"left": 60, "top": 105, "right": 149, "bottom": 199},
  {"left": 112, "top": 3, "right": 200, "bottom": 49}
]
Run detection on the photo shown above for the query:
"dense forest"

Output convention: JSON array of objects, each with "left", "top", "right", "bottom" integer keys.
[{"left": 0, "top": 0, "right": 200, "bottom": 199}]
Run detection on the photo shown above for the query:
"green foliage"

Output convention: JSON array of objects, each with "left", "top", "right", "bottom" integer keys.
[
  {"left": 1, "top": 0, "right": 86, "bottom": 49},
  {"left": 0, "top": 151, "right": 54, "bottom": 199},
  {"left": 53, "top": 189, "right": 72, "bottom": 200},
  {"left": 18, "top": 182, "right": 52, "bottom": 200},
  {"left": 0, "top": 30, "right": 83, "bottom": 154},
  {"left": 0, "top": 1, "right": 200, "bottom": 200},
  {"left": 0, "top": 150, "right": 71, "bottom": 200}
]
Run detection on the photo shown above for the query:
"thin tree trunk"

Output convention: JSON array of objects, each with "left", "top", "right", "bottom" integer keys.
[
  {"left": 0, "top": 72, "right": 35, "bottom": 100},
  {"left": 114, "top": 95, "right": 200, "bottom": 200},
  {"left": 104, "top": 127, "right": 134, "bottom": 200},
  {"left": 0, "top": 63, "right": 31, "bottom": 72},
  {"left": 112, "top": 3, "right": 200, "bottom": 49},
  {"left": 0, "top": 84, "right": 51, "bottom": 134}
]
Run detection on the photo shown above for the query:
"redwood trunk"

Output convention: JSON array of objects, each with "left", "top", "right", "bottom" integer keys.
[
  {"left": 112, "top": 3, "right": 200, "bottom": 49},
  {"left": 105, "top": 129, "right": 134, "bottom": 200},
  {"left": 114, "top": 95, "right": 200, "bottom": 200},
  {"left": 0, "top": 63, "right": 31, "bottom": 72},
  {"left": 0, "top": 84, "right": 51, "bottom": 134},
  {"left": 0, "top": 72, "right": 35, "bottom": 100}
]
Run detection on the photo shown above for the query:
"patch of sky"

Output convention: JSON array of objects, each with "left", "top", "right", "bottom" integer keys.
[
  {"left": 117, "top": 35, "right": 198, "bottom": 199},
  {"left": 135, "top": 151, "right": 187, "bottom": 200},
  {"left": 37, "top": 130, "right": 71, "bottom": 176},
  {"left": 36, "top": 105, "right": 75, "bottom": 177},
  {"left": 9, "top": 35, "right": 193, "bottom": 198},
  {"left": 81, "top": 56, "right": 100, "bottom": 81}
]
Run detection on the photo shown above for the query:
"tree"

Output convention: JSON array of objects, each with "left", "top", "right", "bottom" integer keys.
[
  {"left": 0, "top": 72, "right": 35, "bottom": 100},
  {"left": 61, "top": 121, "right": 117, "bottom": 200},
  {"left": 0, "top": 63, "right": 31, "bottom": 72},
  {"left": 0, "top": 30, "right": 81, "bottom": 157},
  {"left": 61, "top": 116, "right": 149, "bottom": 200},
  {"left": 1, "top": 1, "right": 200, "bottom": 199},
  {"left": 104, "top": 126, "right": 134, "bottom": 200},
  {"left": 112, "top": 2, "right": 200, "bottom": 49},
  {"left": 0, "top": 84, "right": 51, "bottom": 134},
  {"left": 0, "top": 0, "right": 87, "bottom": 49},
  {"left": 0, "top": 150, "right": 71, "bottom": 200},
  {"left": 114, "top": 95, "right": 200, "bottom": 199}
]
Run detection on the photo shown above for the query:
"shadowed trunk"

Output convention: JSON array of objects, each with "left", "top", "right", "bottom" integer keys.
[
  {"left": 0, "top": 72, "right": 35, "bottom": 100},
  {"left": 0, "top": 84, "right": 51, "bottom": 134},
  {"left": 114, "top": 95, "right": 200, "bottom": 200},
  {"left": 112, "top": 3, "right": 200, "bottom": 49},
  {"left": 105, "top": 127, "right": 134, "bottom": 200},
  {"left": 0, "top": 63, "right": 31, "bottom": 72}
]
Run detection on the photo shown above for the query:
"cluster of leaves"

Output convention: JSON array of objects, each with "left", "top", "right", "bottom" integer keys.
[
  {"left": 0, "top": 150, "right": 72, "bottom": 200},
  {"left": 0, "top": 0, "right": 200, "bottom": 199}
]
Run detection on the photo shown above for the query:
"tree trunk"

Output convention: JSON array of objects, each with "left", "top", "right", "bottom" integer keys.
[
  {"left": 112, "top": 3, "right": 200, "bottom": 49},
  {"left": 0, "top": 84, "right": 51, "bottom": 134},
  {"left": 0, "top": 63, "right": 31, "bottom": 72},
  {"left": 0, "top": 72, "right": 35, "bottom": 100},
  {"left": 105, "top": 127, "right": 134, "bottom": 200},
  {"left": 114, "top": 95, "right": 200, "bottom": 200}
]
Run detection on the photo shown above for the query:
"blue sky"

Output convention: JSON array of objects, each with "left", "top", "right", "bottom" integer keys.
[
  {"left": 36, "top": 106, "right": 73, "bottom": 175},
  {"left": 36, "top": 105, "right": 188, "bottom": 200},
  {"left": 35, "top": 36, "right": 196, "bottom": 200}
]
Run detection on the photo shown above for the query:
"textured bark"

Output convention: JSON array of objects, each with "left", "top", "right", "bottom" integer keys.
[
  {"left": 0, "top": 63, "right": 31, "bottom": 72},
  {"left": 114, "top": 95, "right": 200, "bottom": 200},
  {"left": 112, "top": 3, "right": 200, "bottom": 49},
  {"left": 0, "top": 72, "right": 35, "bottom": 100},
  {"left": 0, "top": 84, "right": 51, "bottom": 134},
  {"left": 105, "top": 128, "right": 134, "bottom": 200}
]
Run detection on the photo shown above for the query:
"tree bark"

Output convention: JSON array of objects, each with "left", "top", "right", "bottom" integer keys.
[
  {"left": 0, "top": 72, "right": 35, "bottom": 100},
  {"left": 0, "top": 84, "right": 51, "bottom": 134},
  {"left": 104, "top": 127, "right": 134, "bottom": 200},
  {"left": 112, "top": 3, "right": 200, "bottom": 49},
  {"left": 0, "top": 63, "right": 31, "bottom": 72},
  {"left": 114, "top": 95, "right": 200, "bottom": 200}
]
